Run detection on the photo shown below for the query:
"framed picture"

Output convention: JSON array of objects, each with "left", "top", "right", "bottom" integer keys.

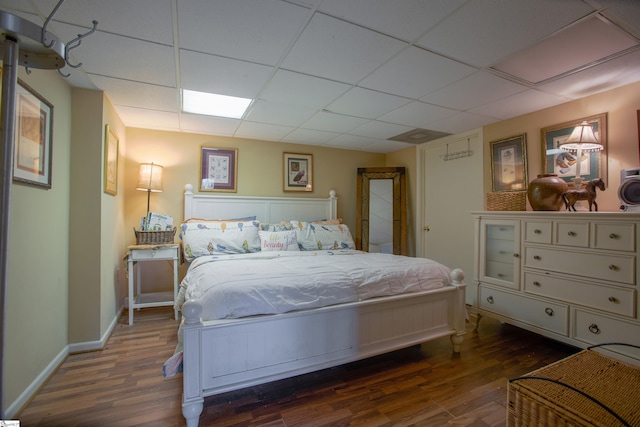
[
  {"left": 13, "top": 79, "right": 54, "bottom": 188},
  {"left": 199, "top": 147, "right": 237, "bottom": 192},
  {"left": 283, "top": 152, "right": 313, "bottom": 192},
  {"left": 103, "top": 125, "right": 119, "bottom": 195},
  {"left": 489, "top": 134, "right": 528, "bottom": 192},
  {"left": 541, "top": 113, "right": 608, "bottom": 185}
]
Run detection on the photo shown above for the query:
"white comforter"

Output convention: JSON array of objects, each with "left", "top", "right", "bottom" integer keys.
[{"left": 176, "top": 250, "right": 452, "bottom": 320}]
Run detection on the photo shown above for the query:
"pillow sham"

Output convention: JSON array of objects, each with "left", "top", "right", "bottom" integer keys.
[
  {"left": 259, "top": 230, "right": 299, "bottom": 252},
  {"left": 259, "top": 223, "right": 293, "bottom": 232},
  {"left": 180, "top": 220, "right": 261, "bottom": 261},
  {"left": 290, "top": 221, "right": 355, "bottom": 250}
]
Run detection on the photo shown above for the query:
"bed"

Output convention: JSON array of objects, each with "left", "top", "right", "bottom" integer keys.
[{"left": 174, "top": 184, "right": 467, "bottom": 427}]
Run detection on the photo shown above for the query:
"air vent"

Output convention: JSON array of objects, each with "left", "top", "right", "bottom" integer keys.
[{"left": 389, "top": 128, "right": 451, "bottom": 144}]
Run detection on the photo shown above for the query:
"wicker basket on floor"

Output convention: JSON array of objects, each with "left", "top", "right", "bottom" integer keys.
[
  {"left": 485, "top": 191, "right": 526, "bottom": 211},
  {"left": 134, "top": 227, "right": 176, "bottom": 245}
]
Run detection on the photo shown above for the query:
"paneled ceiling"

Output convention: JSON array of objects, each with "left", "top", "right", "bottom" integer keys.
[{"left": 2, "top": 0, "right": 640, "bottom": 153}]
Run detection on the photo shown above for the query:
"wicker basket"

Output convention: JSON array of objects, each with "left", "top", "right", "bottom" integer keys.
[
  {"left": 485, "top": 191, "right": 526, "bottom": 211},
  {"left": 134, "top": 227, "right": 176, "bottom": 245}
]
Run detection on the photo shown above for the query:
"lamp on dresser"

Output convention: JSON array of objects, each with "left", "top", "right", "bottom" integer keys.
[
  {"left": 559, "top": 121, "right": 603, "bottom": 190},
  {"left": 136, "top": 162, "right": 163, "bottom": 216}
]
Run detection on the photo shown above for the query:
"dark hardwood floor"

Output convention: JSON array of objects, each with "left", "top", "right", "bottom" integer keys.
[{"left": 17, "top": 307, "right": 578, "bottom": 427}]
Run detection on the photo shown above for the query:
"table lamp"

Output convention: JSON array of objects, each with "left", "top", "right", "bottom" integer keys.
[
  {"left": 136, "top": 162, "right": 163, "bottom": 216},
  {"left": 559, "top": 121, "right": 603, "bottom": 189}
]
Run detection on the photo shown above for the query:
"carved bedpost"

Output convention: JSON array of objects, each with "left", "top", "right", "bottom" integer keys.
[
  {"left": 449, "top": 268, "right": 466, "bottom": 353},
  {"left": 181, "top": 299, "right": 203, "bottom": 427},
  {"left": 184, "top": 184, "right": 194, "bottom": 221},
  {"left": 328, "top": 189, "right": 337, "bottom": 220}
]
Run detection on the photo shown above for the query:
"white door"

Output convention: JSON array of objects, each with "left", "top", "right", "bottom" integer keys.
[{"left": 418, "top": 130, "right": 484, "bottom": 306}]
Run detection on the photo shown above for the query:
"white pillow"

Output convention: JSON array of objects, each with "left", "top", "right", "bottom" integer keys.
[
  {"left": 290, "top": 221, "right": 355, "bottom": 250},
  {"left": 259, "top": 230, "right": 299, "bottom": 252},
  {"left": 181, "top": 220, "right": 261, "bottom": 261}
]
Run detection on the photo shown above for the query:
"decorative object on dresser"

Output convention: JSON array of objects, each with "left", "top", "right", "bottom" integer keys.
[
  {"left": 472, "top": 211, "right": 640, "bottom": 365},
  {"left": 489, "top": 133, "right": 528, "bottom": 192},
  {"left": 619, "top": 168, "right": 640, "bottom": 212},
  {"left": 541, "top": 113, "right": 608, "bottom": 190},
  {"left": 562, "top": 178, "right": 605, "bottom": 212},
  {"left": 527, "top": 174, "right": 569, "bottom": 211}
]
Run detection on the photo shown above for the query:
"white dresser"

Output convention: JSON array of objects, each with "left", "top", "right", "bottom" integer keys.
[{"left": 472, "top": 211, "right": 640, "bottom": 362}]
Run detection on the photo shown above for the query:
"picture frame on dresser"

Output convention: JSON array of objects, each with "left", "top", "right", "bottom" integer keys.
[
  {"left": 13, "top": 78, "right": 54, "bottom": 189},
  {"left": 199, "top": 147, "right": 237, "bottom": 192},
  {"left": 489, "top": 134, "right": 528, "bottom": 192},
  {"left": 541, "top": 113, "right": 608, "bottom": 185}
]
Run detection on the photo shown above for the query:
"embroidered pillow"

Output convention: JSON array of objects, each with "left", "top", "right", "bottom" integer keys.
[
  {"left": 180, "top": 220, "right": 261, "bottom": 261},
  {"left": 259, "top": 230, "right": 299, "bottom": 252}
]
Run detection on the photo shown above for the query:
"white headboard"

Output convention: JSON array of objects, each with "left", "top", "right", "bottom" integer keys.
[{"left": 183, "top": 184, "right": 337, "bottom": 223}]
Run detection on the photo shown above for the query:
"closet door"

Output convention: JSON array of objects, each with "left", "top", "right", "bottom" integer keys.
[{"left": 418, "top": 130, "right": 484, "bottom": 306}]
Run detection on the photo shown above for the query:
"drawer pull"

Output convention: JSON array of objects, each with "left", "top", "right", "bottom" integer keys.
[
  {"left": 608, "top": 296, "right": 618, "bottom": 303},
  {"left": 513, "top": 253, "right": 519, "bottom": 258},
  {"left": 588, "top": 323, "right": 600, "bottom": 334},
  {"left": 534, "top": 229, "right": 541, "bottom": 234},
  {"left": 609, "top": 233, "right": 619, "bottom": 239},
  {"left": 544, "top": 307, "right": 554, "bottom": 316},
  {"left": 498, "top": 250, "right": 507, "bottom": 255},
  {"left": 497, "top": 273, "right": 504, "bottom": 278},
  {"left": 486, "top": 296, "right": 494, "bottom": 304},
  {"left": 533, "top": 255, "right": 541, "bottom": 261},
  {"left": 608, "top": 265, "right": 619, "bottom": 271},
  {"left": 533, "top": 281, "right": 541, "bottom": 287},
  {"left": 567, "top": 231, "right": 576, "bottom": 237}
]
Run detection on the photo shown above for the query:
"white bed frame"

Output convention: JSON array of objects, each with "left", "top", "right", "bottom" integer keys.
[{"left": 180, "top": 184, "right": 466, "bottom": 427}]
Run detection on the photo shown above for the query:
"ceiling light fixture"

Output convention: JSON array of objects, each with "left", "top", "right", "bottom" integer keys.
[{"left": 182, "top": 89, "right": 252, "bottom": 119}]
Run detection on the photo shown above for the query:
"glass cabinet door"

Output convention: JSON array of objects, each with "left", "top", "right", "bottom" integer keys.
[{"left": 480, "top": 219, "right": 520, "bottom": 289}]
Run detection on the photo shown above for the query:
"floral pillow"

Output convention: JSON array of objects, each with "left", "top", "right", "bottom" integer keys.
[
  {"left": 180, "top": 220, "right": 261, "bottom": 261},
  {"left": 259, "top": 230, "right": 299, "bottom": 251}
]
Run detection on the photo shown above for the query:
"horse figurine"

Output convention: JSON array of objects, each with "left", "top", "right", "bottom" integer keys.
[{"left": 562, "top": 178, "right": 606, "bottom": 211}]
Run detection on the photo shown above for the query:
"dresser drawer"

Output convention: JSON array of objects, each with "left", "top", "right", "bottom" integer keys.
[
  {"left": 524, "top": 246, "right": 636, "bottom": 285},
  {"left": 479, "top": 286, "right": 568, "bottom": 335},
  {"left": 130, "top": 246, "right": 178, "bottom": 261},
  {"left": 524, "top": 221, "right": 552, "bottom": 244},
  {"left": 573, "top": 309, "right": 640, "bottom": 359},
  {"left": 524, "top": 271, "right": 636, "bottom": 317},
  {"left": 593, "top": 222, "right": 635, "bottom": 252},
  {"left": 555, "top": 221, "right": 589, "bottom": 247}
]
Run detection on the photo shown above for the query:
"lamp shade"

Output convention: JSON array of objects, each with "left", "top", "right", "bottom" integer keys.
[
  {"left": 560, "top": 121, "right": 603, "bottom": 153},
  {"left": 136, "top": 163, "right": 163, "bottom": 192}
]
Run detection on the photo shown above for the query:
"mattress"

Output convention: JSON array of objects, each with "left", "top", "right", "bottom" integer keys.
[{"left": 176, "top": 249, "right": 452, "bottom": 320}]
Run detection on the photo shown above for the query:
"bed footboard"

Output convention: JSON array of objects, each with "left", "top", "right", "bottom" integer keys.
[{"left": 181, "top": 269, "right": 466, "bottom": 427}]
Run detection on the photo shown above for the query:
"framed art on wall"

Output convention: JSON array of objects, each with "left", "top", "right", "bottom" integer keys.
[
  {"left": 283, "top": 152, "right": 313, "bottom": 192},
  {"left": 104, "top": 125, "right": 119, "bottom": 195},
  {"left": 200, "top": 147, "right": 237, "bottom": 192},
  {"left": 489, "top": 134, "right": 528, "bottom": 192},
  {"left": 541, "top": 113, "right": 608, "bottom": 185},
  {"left": 13, "top": 79, "right": 54, "bottom": 189}
]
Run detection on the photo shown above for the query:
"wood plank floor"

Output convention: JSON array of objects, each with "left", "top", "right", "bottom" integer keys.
[{"left": 17, "top": 307, "right": 578, "bottom": 427}]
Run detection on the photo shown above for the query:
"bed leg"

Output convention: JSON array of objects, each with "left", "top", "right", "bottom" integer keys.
[
  {"left": 451, "top": 333, "right": 464, "bottom": 353},
  {"left": 183, "top": 399, "right": 203, "bottom": 427}
]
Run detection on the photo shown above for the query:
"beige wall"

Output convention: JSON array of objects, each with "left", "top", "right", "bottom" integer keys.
[
  {"left": 5, "top": 69, "right": 72, "bottom": 412},
  {"left": 483, "top": 81, "right": 640, "bottom": 212}
]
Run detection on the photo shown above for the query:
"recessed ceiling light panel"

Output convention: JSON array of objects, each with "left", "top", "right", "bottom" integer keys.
[{"left": 182, "top": 89, "right": 252, "bottom": 119}]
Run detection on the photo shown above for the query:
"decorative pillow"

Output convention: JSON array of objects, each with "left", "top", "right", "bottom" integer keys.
[
  {"left": 312, "top": 218, "right": 342, "bottom": 225},
  {"left": 180, "top": 220, "right": 261, "bottom": 261},
  {"left": 259, "top": 230, "right": 299, "bottom": 252},
  {"left": 259, "top": 223, "right": 293, "bottom": 232},
  {"left": 290, "top": 221, "right": 355, "bottom": 250}
]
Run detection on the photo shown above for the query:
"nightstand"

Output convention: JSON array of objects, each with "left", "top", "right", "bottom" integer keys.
[{"left": 126, "top": 243, "right": 179, "bottom": 325}]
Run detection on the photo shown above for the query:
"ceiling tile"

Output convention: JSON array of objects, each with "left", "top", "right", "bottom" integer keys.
[
  {"left": 378, "top": 101, "right": 458, "bottom": 128},
  {"left": 245, "top": 100, "right": 316, "bottom": 127},
  {"left": 469, "top": 89, "right": 570, "bottom": 120},
  {"left": 91, "top": 75, "right": 178, "bottom": 112},
  {"left": 318, "top": 0, "right": 467, "bottom": 41},
  {"left": 180, "top": 114, "right": 240, "bottom": 136},
  {"left": 349, "top": 121, "right": 413, "bottom": 139},
  {"left": 116, "top": 106, "right": 180, "bottom": 130},
  {"left": 359, "top": 46, "right": 476, "bottom": 99},
  {"left": 326, "top": 87, "right": 411, "bottom": 119},
  {"left": 177, "top": 0, "right": 311, "bottom": 65},
  {"left": 364, "top": 139, "right": 414, "bottom": 153},
  {"left": 421, "top": 71, "right": 529, "bottom": 110},
  {"left": 301, "top": 111, "right": 369, "bottom": 133},
  {"left": 325, "top": 134, "right": 382, "bottom": 150},
  {"left": 424, "top": 111, "right": 499, "bottom": 134},
  {"left": 417, "top": 0, "right": 595, "bottom": 67},
  {"left": 281, "top": 13, "right": 407, "bottom": 83},
  {"left": 282, "top": 128, "right": 341, "bottom": 145},
  {"left": 234, "top": 121, "right": 294, "bottom": 141},
  {"left": 259, "top": 70, "right": 351, "bottom": 108},
  {"left": 180, "top": 50, "right": 274, "bottom": 99}
]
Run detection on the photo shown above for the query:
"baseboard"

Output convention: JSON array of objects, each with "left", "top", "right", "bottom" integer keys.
[{"left": 7, "top": 306, "right": 124, "bottom": 418}]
